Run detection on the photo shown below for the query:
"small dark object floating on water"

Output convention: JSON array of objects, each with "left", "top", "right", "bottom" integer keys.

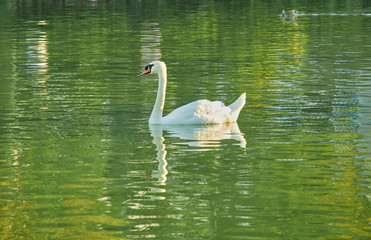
[{"left": 281, "top": 9, "right": 298, "bottom": 18}]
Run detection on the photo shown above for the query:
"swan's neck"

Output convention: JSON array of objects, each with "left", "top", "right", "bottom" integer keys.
[{"left": 149, "top": 69, "right": 167, "bottom": 124}]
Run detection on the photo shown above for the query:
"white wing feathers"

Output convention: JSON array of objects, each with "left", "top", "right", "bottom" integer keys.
[{"left": 162, "top": 93, "right": 246, "bottom": 124}]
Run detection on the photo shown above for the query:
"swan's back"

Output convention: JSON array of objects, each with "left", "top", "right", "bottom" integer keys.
[{"left": 162, "top": 93, "right": 246, "bottom": 124}]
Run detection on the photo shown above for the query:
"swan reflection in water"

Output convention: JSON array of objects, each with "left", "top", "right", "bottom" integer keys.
[{"left": 149, "top": 123, "right": 246, "bottom": 188}]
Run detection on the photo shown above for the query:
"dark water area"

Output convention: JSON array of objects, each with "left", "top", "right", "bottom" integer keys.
[{"left": 1, "top": 0, "right": 370, "bottom": 239}]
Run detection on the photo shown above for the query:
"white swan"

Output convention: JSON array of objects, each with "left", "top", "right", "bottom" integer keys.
[{"left": 141, "top": 61, "right": 246, "bottom": 125}]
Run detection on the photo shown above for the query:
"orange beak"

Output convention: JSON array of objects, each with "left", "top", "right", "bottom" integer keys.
[{"left": 140, "top": 67, "right": 151, "bottom": 76}]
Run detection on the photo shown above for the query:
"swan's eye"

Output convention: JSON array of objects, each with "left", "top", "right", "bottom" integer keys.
[{"left": 144, "top": 64, "right": 154, "bottom": 71}]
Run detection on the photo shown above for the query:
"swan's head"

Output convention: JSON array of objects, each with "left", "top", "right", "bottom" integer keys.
[{"left": 140, "top": 61, "right": 166, "bottom": 76}]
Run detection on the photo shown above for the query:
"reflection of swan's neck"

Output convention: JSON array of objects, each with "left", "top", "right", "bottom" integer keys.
[
  {"left": 150, "top": 124, "right": 168, "bottom": 186},
  {"left": 149, "top": 68, "right": 167, "bottom": 124},
  {"left": 156, "top": 136, "right": 168, "bottom": 185}
]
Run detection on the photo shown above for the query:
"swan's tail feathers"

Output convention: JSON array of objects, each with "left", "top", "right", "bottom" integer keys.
[{"left": 228, "top": 92, "right": 246, "bottom": 119}]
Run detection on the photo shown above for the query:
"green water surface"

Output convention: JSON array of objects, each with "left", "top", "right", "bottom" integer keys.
[{"left": 1, "top": 0, "right": 370, "bottom": 239}]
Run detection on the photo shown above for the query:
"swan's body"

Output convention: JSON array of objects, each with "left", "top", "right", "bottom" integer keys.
[{"left": 140, "top": 61, "right": 246, "bottom": 125}]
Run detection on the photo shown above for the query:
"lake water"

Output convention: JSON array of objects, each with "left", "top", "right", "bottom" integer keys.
[{"left": 1, "top": 0, "right": 370, "bottom": 239}]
